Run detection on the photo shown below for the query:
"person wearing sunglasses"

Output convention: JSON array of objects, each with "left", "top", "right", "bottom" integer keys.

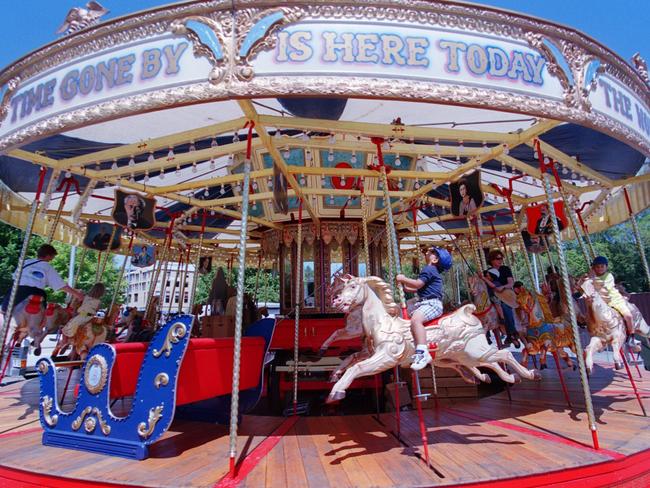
[{"left": 481, "top": 249, "right": 520, "bottom": 348}]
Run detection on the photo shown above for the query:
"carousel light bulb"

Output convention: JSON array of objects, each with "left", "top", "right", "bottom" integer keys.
[
  {"left": 65, "top": 171, "right": 72, "bottom": 178},
  {"left": 147, "top": 152, "right": 155, "bottom": 162},
  {"left": 482, "top": 142, "right": 489, "bottom": 154},
  {"left": 283, "top": 147, "right": 291, "bottom": 159},
  {"left": 398, "top": 178, "right": 403, "bottom": 189},
  {"left": 251, "top": 202, "right": 257, "bottom": 210},
  {"left": 571, "top": 172, "right": 577, "bottom": 179},
  {"left": 192, "top": 162, "right": 197, "bottom": 173},
  {"left": 128, "top": 156, "right": 135, "bottom": 167},
  {"left": 274, "top": 129, "right": 281, "bottom": 139},
  {"left": 503, "top": 144, "right": 510, "bottom": 155},
  {"left": 210, "top": 210, "right": 216, "bottom": 216},
  {"left": 211, "top": 137, "right": 218, "bottom": 148},
  {"left": 159, "top": 168, "right": 165, "bottom": 179},
  {"left": 227, "top": 154, "right": 234, "bottom": 164},
  {"left": 455, "top": 154, "right": 460, "bottom": 162},
  {"left": 328, "top": 133, "right": 336, "bottom": 145},
  {"left": 382, "top": 140, "right": 390, "bottom": 151},
  {"left": 189, "top": 142, "right": 196, "bottom": 152},
  {"left": 175, "top": 165, "right": 180, "bottom": 175},
  {"left": 301, "top": 132, "right": 310, "bottom": 141},
  {"left": 267, "top": 178, "right": 273, "bottom": 189},
  {"left": 232, "top": 132, "right": 240, "bottom": 143},
  {"left": 144, "top": 172, "right": 150, "bottom": 183},
  {"left": 252, "top": 181, "right": 258, "bottom": 190},
  {"left": 328, "top": 150, "right": 334, "bottom": 163},
  {"left": 414, "top": 180, "right": 420, "bottom": 190},
  {"left": 458, "top": 141, "right": 465, "bottom": 153},
  {"left": 305, "top": 150, "right": 312, "bottom": 162},
  {"left": 209, "top": 157, "right": 215, "bottom": 170},
  {"left": 300, "top": 175, "right": 306, "bottom": 185},
  {"left": 220, "top": 185, "right": 225, "bottom": 195},
  {"left": 341, "top": 176, "right": 346, "bottom": 185},
  {"left": 235, "top": 183, "right": 242, "bottom": 193},
  {"left": 351, "top": 151, "right": 357, "bottom": 164},
  {"left": 167, "top": 148, "right": 174, "bottom": 159},
  {"left": 111, "top": 160, "right": 118, "bottom": 171},
  {"left": 395, "top": 154, "right": 402, "bottom": 166},
  {"left": 321, "top": 175, "right": 326, "bottom": 186},
  {"left": 501, "top": 162, "right": 506, "bottom": 172},
  {"left": 329, "top": 195, "right": 335, "bottom": 204},
  {"left": 129, "top": 173, "right": 135, "bottom": 183}
]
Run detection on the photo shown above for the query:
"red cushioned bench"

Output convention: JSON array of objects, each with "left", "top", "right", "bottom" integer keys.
[{"left": 110, "top": 337, "right": 265, "bottom": 405}]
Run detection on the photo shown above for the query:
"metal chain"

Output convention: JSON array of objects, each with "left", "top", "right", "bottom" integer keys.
[
  {"left": 293, "top": 200, "right": 303, "bottom": 412},
  {"left": 361, "top": 192, "right": 371, "bottom": 275},
  {"left": 228, "top": 156, "right": 252, "bottom": 463},
  {"left": 541, "top": 170, "right": 599, "bottom": 440}
]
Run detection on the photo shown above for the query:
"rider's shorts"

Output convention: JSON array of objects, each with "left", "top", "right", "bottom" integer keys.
[{"left": 412, "top": 298, "right": 443, "bottom": 322}]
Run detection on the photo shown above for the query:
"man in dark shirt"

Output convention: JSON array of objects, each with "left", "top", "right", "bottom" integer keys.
[
  {"left": 482, "top": 249, "right": 520, "bottom": 347},
  {"left": 397, "top": 247, "right": 452, "bottom": 370}
]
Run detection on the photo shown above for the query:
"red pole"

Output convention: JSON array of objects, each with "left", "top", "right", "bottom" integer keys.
[
  {"left": 552, "top": 350, "right": 572, "bottom": 408},
  {"left": 620, "top": 348, "right": 647, "bottom": 416}
]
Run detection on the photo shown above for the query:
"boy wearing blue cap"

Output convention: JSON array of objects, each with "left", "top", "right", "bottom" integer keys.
[
  {"left": 397, "top": 246, "right": 452, "bottom": 370},
  {"left": 590, "top": 256, "right": 635, "bottom": 340}
]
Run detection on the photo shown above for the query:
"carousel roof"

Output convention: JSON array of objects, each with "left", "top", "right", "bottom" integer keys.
[{"left": 0, "top": 0, "right": 648, "bottom": 260}]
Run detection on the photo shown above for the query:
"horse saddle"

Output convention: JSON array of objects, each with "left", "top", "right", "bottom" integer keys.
[{"left": 423, "top": 310, "right": 454, "bottom": 328}]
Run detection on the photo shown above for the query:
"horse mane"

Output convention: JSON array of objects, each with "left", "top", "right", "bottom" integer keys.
[{"left": 363, "top": 276, "right": 400, "bottom": 317}]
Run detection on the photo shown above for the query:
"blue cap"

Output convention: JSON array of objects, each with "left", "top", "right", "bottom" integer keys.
[
  {"left": 434, "top": 248, "right": 453, "bottom": 272},
  {"left": 592, "top": 256, "right": 608, "bottom": 266}
]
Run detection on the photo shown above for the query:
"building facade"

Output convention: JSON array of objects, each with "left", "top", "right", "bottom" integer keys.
[{"left": 125, "top": 262, "right": 197, "bottom": 313}]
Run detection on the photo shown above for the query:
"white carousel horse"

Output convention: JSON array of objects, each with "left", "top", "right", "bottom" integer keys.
[
  {"left": 578, "top": 276, "right": 649, "bottom": 373},
  {"left": 318, "top": 274, "right": 369, "bottom": 382},
  {"left": 327, "top": 275, "right": 539, "bottom": 403},
  {"left": 515, "top": 288, "right": 575, "bottom": 370}
]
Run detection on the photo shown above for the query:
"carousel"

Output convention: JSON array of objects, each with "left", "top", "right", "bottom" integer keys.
[{"left": 0, "top": 0, "right": 649, "bottom": 486}]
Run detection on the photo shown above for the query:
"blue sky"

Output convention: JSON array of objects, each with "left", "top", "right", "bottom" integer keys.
[{"left": 0, "top": 0, "right": 647, "bottom": 71}]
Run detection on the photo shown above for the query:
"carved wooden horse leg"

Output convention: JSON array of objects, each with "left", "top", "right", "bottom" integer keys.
[
  {"left": 329, "top": 344, "right": 371, "bottom": 382},
  {"left": 327, "top": 344, "right": 401, "bottom": 403},
  {"left": 319, "top": 327, "right": 362, "bottom": 355},
  {"left": 481, "top": 349, "right": 540, "bottom": 382}
]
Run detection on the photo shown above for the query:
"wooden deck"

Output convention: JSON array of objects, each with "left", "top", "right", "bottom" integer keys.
[{"left": 1, "top": 360, "right": 649, "bottom": 487}]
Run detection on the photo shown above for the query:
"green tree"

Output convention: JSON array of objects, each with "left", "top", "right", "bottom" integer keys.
[{"left": 194, "top": 265, "right": 279, "bottom": 304}]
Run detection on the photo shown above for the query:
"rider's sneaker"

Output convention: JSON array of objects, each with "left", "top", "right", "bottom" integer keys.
[{"left": 411, "top": 349, "right": 432, "bottom": 371}]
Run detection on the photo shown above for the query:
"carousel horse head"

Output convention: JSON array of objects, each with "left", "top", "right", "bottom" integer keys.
[
  {"left": 467, "top": 274, "right": 488, "bottom": 297},
  {"left": 332, "top": 275, "right": 400, "bottom": 316}
]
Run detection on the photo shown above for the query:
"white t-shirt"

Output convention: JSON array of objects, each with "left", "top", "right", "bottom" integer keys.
[{"left": 14, "top": 259, "right": 66, "bottom": 291}]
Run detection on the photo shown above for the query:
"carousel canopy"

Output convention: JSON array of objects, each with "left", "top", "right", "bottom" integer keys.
[{"left": 0, "top": 0, "right": 648, "bottom": 259}]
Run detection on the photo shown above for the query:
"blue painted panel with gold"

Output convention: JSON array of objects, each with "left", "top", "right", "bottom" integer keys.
[{"left": 37, "top": 315, "right": 194, "bottom": 460}]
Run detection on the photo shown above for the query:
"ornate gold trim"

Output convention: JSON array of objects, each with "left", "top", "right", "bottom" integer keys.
[
  {"left": 41, "top": 395, "right": 58, "bottom": 427},
  {"left": 154, "top": 372, "right": 169, "bottom": 389},
  {"left": 137, "top": 405, "right": 164, "bottom": 439},
  {"left": 92, "top": 407, "right": 111, "bottom": 435},
  {"left": 38, "top": 360, "right": 49, "bottom": 375},
  {"left": 84, "top": 354, "right": 108, "bottom": 395},
  {"left": 71, "top": 406, "right": 92, "bottom": 431},
  {"left": 153, "top": 322, "right": 187, "bottom": 358},
  {"left": 84, "top": 417, "right": 97, "bottom": 434}
]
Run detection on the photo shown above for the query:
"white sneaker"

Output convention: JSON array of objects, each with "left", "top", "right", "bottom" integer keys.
[{"left": 411, "top": 349, "right": 432, "bottom": 371}]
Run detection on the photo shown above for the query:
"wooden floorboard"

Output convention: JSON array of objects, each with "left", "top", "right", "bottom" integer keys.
[{"left": 1, "top": 362, "right": 649, "bottom": 487}]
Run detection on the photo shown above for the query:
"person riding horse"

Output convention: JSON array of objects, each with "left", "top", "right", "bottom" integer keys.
[{"left": 1, "top": 244, "right": 83, "bottom": 340}]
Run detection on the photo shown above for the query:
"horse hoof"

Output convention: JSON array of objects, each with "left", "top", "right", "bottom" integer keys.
[
  {"left": 540, "top": 364, "right": 547, "bottom": 370},
  {"left": 33, "top": 347, "right": 41, "bottom": 356},
  {"left": 614, "top": 361, "right": 624, "bottom": 370},
  {"left": 512, "top": 373, "right": 522, "bottom": 384},
  {"left": 326, "top": 391, "right": 345, "bottom": 404},
  {"left": 533, "top": 370, "right": 542, "bottom": 381},
  {"left": 328, "top": 373, "right": 341, "bottom": 383},
  {"left": 482, "top": 375, "right": 491, "bottom": 384}
]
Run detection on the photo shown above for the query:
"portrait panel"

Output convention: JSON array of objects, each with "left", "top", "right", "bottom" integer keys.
[
  {"left": 450, "top": 170, "right": 484, "bottom": 217},
  {"left": 112, "top": 189, "right": 156, "bottom": 230}
]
